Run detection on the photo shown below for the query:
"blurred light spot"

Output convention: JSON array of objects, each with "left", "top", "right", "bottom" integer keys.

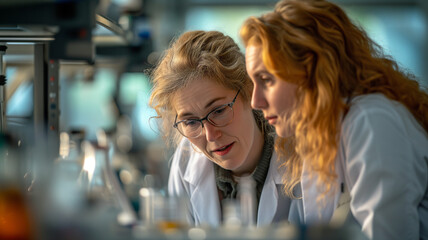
[
  {"left": 82, "top": 141, "right": 96, "bottom": 182},
  {"left": 188, "top": 228, "right": 206, "bottom": 240},
  {"left": 119, "top": 169, "right": 133, "bottom": 184},
  {"left": 117, "top": 134, "right": 132, "bottom": 152}
]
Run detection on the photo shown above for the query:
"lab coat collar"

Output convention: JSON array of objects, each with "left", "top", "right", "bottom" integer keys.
[
  {"left": 270, "top": 152, "right": 285, "bottom": 184},
  {"left": 257, "top": 151, "right": 283, "bottom": 225},
  {"left": 182, "top": 143, "right": 221, "bottom": 226},
  {"left": 182, "top": 144, "right": 209, "bottom": 186},
  {"left": 189, "top": 168, "right": 222, "bottom": 227}
]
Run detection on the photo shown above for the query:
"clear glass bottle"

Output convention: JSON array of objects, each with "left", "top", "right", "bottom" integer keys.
[{"left": 238, "top": 176, "right": 256, "bottom": 228}]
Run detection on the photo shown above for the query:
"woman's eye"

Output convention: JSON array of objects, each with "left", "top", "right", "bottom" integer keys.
[
  {"left": 258, "top": 74, "right": 273, "bottom": 84},
  {"left": 184, "top": 120, "right": 198, "bottom": 126},
  {"left": 260, "top": 76, "right": 272, "bottom": 83},
  {"left": 213, "top": 106, "right": 226, "bottom": 115}
]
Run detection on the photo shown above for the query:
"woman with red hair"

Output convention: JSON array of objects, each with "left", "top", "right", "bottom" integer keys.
[{"left": 241, "top": 0, "right": 428, "bottom": 239}]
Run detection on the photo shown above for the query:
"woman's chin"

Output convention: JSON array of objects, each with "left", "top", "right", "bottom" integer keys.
[{"left": 276, "top": 126, "right": 291, "bottom": 138}]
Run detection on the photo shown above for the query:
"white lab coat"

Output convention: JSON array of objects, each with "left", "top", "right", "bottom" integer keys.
[
  {"left": 300, "top": 93, "right": 428, "bottom": 240},
  {"left": 168, "top": 138, "right": 303, "bottom": 227}
]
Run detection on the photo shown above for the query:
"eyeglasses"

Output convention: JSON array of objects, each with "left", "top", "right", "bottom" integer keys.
[{"left": 173, "top": 90, "right": 240, "bottom": 138}]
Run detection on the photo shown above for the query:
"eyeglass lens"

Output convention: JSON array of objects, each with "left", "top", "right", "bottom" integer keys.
[{"left": 177, "top": 105, "right": 233, "bottom": 138}]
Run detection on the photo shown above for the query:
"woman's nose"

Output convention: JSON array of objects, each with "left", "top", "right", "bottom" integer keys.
[
  {"left": 203, "top": 122, "right": 222, "bottom": 142},
  {"left": 251, "top": 85, "right": 267, "bottom": 110}
]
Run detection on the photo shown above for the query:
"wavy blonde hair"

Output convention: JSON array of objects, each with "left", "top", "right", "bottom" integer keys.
[
  {"left": 149, "top": 30, "right": 253, "bottom": 147},
  {"left": 241, "top": 0, "right": 428, "bottom": 197}
]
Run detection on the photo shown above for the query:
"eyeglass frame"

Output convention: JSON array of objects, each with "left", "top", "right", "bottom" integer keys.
[{"left": 173, "top": 89, "right": 241, "bottom": 138}]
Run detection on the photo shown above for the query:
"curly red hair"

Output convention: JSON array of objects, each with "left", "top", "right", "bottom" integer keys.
[{"left": 241, "top": 0, "right": 428, "bottom": 197}]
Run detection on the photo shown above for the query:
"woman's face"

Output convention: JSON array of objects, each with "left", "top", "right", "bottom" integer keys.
[
  {"left": 245, "top": 45, "right": 299, "bottom": 138},
  {"left": 172, "top": 78, "right": 263, "bottom": 176}
]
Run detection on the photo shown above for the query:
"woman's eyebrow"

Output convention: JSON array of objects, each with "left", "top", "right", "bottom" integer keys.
[
  {"left": 178, "top": 96, "right": 226, "bottom": 119},
  {"left": 204, "top": 96, "right": 225, "bottom": 109}
]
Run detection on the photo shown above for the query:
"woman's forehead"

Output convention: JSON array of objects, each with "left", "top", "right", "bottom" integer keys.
[{"left": 172, "top": 79, "right": 234, "bottom": 118}]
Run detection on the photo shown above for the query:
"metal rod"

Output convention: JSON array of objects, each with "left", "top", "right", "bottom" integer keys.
[
  {"left": 0, "top": 43, "right": 7, "bottom": 133},
  {"left": 33, "top": 43, "right": 46, "bottom": 140}
]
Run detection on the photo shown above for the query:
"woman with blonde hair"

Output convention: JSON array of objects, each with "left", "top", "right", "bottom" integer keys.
[
  {"left": 149, "top": 30, "right": 302, "bottom": 227},
  {"left": 241, "top": 0, "right": 428, "bottom": 239}
]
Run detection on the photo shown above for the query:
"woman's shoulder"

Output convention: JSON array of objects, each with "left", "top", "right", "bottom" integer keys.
[
  {"left": 345, "top": 93, "right": 412, "bottom": 125},
  {"left": 349, "top": 93, "right": 400, "bottom": 111},
  {"left": 342, "top": 93, "right": 427, "bottom": 139}
]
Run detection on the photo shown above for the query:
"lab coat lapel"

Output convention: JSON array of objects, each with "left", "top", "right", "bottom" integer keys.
[
  {"left": 257, "top": 152, "right": 282, "bottom": 225},
  {"left": 183, "top": 153, "right": 221, "bottom": 226}
]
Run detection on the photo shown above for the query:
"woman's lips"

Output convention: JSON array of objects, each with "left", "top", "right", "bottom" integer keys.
[
  {"left": 265, "top": 116, "right": 278, "bottom": 125},
  {"left": 213, "top": 142, "right": 234, "bottom": 156}
]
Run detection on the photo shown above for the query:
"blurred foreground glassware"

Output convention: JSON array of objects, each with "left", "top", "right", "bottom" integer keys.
[
  {"left": 0, "top": 187, "right": 35, "bottom": 240},
  {"left": 0, "top": 133, "right": 35, "bottom": 240},
  {"left": 221, "top": 177, "right": 257, "bottom": 229},
  {"left": 153, "top": 194, "right": 187, "bottom": 231},
  {"left": 222, "top": 199, "right": 242, "bottom": 228},
  {"left": 139, "top": 185, "right": 188, "bottom": 232},
  {"left": 95, "top": 129, "right": 138, "bottom": 226},
  {"left": 238, "top": 177, "right": 256, "bottom": 228}
]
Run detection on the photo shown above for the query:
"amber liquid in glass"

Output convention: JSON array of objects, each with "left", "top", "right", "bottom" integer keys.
[{"left": 0, "top": 187, "right": 35, "bottom": 240}]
